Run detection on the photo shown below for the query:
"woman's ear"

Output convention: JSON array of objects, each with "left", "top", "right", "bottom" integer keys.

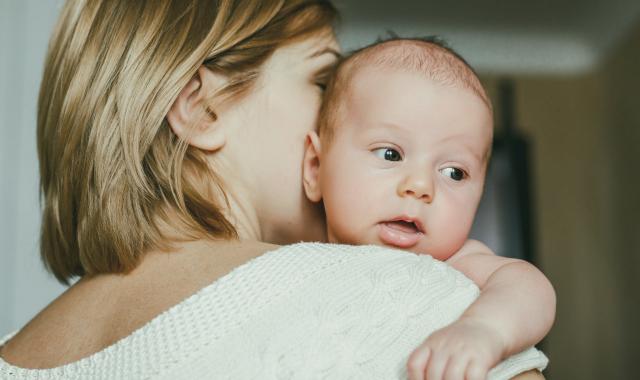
[
  {"left": 166, "top": 66, "right": 226, "bottom": 151},
  {"left": 303, "top": 131, "right": 323, "bottom": 202}
]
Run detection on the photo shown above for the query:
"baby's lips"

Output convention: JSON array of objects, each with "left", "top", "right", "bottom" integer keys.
[{"left": 377, "top": 221, "right": 423, "bottom": 249}]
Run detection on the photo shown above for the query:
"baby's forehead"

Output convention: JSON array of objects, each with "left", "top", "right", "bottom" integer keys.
[
  {"left": 317, "top": 38, "right": 493, "bottom": 150},
  {"left": 337, "top": 39, "right": 491, "bottom": 111}
]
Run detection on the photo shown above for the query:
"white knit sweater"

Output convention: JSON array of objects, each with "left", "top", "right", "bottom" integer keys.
[{"left": 0, "top": 243, "right": 547, "bottom": 379}]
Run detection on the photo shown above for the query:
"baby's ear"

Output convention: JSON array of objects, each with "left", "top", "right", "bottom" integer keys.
[{"left": 302, "top": 131, "right": 323, "bottom": 202}]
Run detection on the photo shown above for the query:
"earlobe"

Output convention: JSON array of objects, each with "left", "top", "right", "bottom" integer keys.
[
  {"left": 302, "top": 131, "right": 323, "bottom": 203},
  {"left": 166, "top": 66, "right": 226, "bottom": 151}
]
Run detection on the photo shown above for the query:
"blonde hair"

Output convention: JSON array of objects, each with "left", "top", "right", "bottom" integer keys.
[{"left": 38, "top": 0, "right": 337, "bottom": 284}]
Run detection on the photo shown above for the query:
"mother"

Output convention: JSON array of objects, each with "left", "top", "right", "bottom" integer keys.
[{"left": 0, "top": 0, "right": 546, "bottom": 378}]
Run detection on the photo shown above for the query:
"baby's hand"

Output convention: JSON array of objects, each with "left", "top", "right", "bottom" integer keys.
[{"left": 406, "top": 318, "right": 505, "bottom": 380}]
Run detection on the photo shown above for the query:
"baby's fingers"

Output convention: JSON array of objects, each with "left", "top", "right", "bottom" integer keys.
[
  {"left": 407, "top": 346, "right": 431, "bottom": 380},
  {"left": 442, "top": 355, "right": 468, "bottom": 380},
  {"left": 465, "top": 360, "right": 489, "bottom": 380},
  {"left": 426, "top": 351, "right": 448, "bottom": 380}
]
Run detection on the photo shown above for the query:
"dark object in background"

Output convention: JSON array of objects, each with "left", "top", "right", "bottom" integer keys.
[{"left": 470, "top": 80, "right": 536, "bottom": 264}]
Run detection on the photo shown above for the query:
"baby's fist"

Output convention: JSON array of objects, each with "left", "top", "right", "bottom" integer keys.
[{"left": 406, "top": 318, "right": 505, "bottom": 380}]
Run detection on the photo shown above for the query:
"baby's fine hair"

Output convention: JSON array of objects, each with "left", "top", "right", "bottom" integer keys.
[{"left": 317, "top": 35, "right": 492, "bottom": 144}]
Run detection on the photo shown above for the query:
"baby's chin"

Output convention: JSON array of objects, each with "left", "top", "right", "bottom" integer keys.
[
  {"left": 381, "top": 241, "right": 459, "bottom": 261},
  {"left": 326, "top": 224, "right": 460, "bottom": 261},
  {"left": 371, "top": 223, "right": 462, "bottom": 261}
]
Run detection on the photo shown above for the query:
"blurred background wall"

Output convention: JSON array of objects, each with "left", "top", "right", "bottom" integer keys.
[
  {"left": 1, "top": 0, "right": 639, "bottom": 378},
  {"left": 0, "top": 0, "right": 67, "bottom": 340}
]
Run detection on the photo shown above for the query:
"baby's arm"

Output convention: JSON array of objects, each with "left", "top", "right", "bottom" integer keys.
[{"left": 407, "top": 240, "right": 556, "bottom": 380}]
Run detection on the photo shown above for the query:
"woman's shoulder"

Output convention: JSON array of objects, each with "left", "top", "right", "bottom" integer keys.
[
  {"left": 248, "top": 242, "right": 482, "bottom": 316},
  {"left": 0, "top": 242, "right": 364, "bottom": 374},
  {"left": 203, "top": 242, "right": 545, "bottom": 379},
  {"left": 281, "top": 242, "right": 479, "bottom": 287},
  {"left": 0, "top": 242, "right": 380, "bottom": 377},
  {"left": 0, "top": 240, "right": 280, "bottom": 373},
  {"left": 287, "top": 242, "right": 482, "bottom": 308},
  {"left": 182, "top": 242, "right": 486, "bottom": 378}
]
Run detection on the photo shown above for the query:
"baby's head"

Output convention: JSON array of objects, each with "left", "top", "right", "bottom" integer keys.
[{"left": 303, "top": 37, "right": 494, "bottom": 260}]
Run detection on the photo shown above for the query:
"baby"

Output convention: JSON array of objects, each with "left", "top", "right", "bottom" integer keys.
[{"left": 302, "top": 38, "right": 556, "bottom": 379}]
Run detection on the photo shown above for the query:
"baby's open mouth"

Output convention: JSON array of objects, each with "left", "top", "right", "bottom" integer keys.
[
  {"left": 383, "top": 220, "right": 422, "bottom": 234},
  {"left": 377, "top": 218, "right": 424, "bottom": 249}
]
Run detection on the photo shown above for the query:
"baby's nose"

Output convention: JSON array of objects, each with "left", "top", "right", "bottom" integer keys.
[{"left": 397, "top": 173, "right": 434, "bottom": 203}]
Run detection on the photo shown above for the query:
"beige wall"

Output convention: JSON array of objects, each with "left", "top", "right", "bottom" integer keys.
[
  {"left": 601, "top": 18, "right": 640, "bottom": 378},
  {"left": 479, "top": 20, "right": 640, "bottom": 379}
]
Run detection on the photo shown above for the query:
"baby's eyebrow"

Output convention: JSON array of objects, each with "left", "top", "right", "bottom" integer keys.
[
  {"left": 356, "top": 122, "right": 412, "bottom": 140},
  {"left": 452, "top": 146, "right": 487, "bottom": 166},
  {"left": 438, "top": 135, "right": 486, "bottom": 162},
  {"left": 382, "top": 122, "right": 410, "bottom": 131}
]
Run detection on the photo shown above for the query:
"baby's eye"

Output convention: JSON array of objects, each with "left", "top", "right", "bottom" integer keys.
[
  {"left": 440, "top": 167, "right": 466, "bottom": 181},
  {"left": 372, "top": 147, "right": 402, "bottom": 162}
]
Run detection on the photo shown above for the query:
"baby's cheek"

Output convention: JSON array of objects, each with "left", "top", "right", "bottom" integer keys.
[
  {"left": 324, "top": 199, "right": 365, "bottom": 245},
  {"left": 321, "top": 178, "right": 365, "bottom": 244},
  {"left": 426, "top": 210, "right": 474, "bottom": 260}
]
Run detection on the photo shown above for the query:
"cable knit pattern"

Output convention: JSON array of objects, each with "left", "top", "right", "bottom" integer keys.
[{"left": 0, "top": 243, "right": 547, "bottom": 379}]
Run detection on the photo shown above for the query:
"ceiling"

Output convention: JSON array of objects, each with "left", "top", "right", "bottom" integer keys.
[{"left": 335, "top": 0, "right": 640, "bottom": 75}]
